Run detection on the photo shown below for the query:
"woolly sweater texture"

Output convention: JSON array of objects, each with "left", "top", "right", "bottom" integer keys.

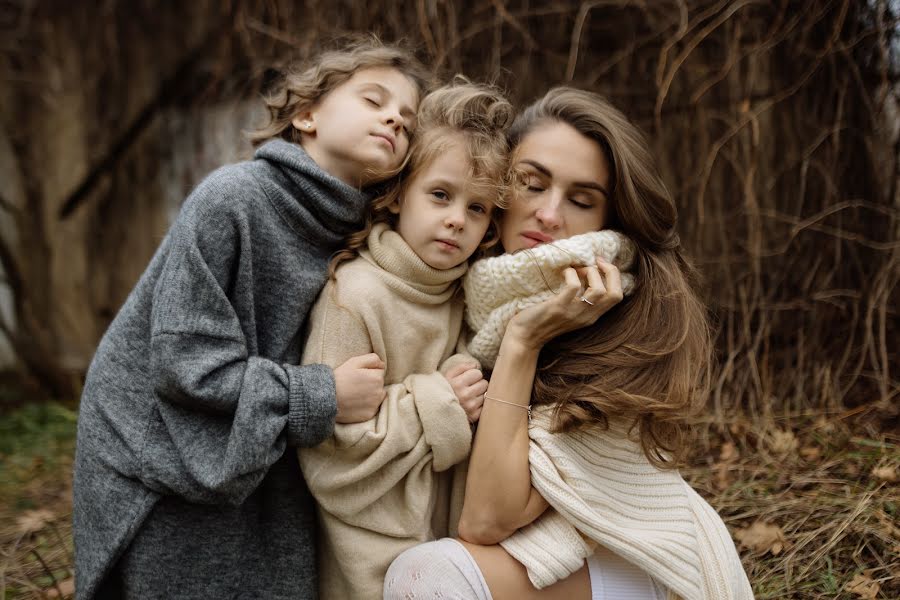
[
  {"left": 463, "top": 230, "right": 636, "bottom": 368},
  {"left": 299, "top": 223, "right": 474, "bottom": 600},
  {"left": 73, "top": 140, "right": 369, "bottom": 599},
  {"left": 462, "top": 233, "right": 753, "bottom": 600}
]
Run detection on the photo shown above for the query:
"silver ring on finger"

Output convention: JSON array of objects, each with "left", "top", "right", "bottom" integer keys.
[{"left": 579, "top": 296, "right": 595, "bottom": 306}]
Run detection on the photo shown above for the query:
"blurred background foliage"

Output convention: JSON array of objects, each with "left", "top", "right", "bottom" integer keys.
[{"left": 0, "top": 1, "right": 897, "bottom": 598}]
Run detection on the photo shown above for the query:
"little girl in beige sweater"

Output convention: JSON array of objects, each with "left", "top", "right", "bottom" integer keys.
[{"left": 298, "top": 80, "right": 514, "bottom": 599}]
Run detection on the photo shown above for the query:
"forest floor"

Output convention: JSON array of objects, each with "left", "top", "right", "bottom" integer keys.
[{"left": 1, "top": 388, "right": 897, "bottom": 599}]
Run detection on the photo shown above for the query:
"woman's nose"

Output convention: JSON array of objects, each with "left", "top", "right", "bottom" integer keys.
[{"left": 534, "top": 189, "right": 563, "bottom": 229}]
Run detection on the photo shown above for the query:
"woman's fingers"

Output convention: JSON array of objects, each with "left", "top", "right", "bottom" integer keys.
[
  {"left": 581, "top": 266, "right": 606, "bottom": 303},
  {"left": 596, "top": 258, "right": 624, "bottom": 302},
  {"left": 558, "top": 267, "right": 583, "bottom": 303}
]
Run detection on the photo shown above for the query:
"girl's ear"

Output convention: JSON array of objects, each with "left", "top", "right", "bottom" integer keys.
[
  {"left": 291, "top": 111, "right": 316, "bottom": 134},
  {"left": 386, "top": 199, "right": 402, "bottom": 215}
]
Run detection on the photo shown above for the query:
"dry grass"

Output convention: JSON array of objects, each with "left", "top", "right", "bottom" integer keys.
[{"left": 686, "top": 412, "right": 899, "bottom": 598}]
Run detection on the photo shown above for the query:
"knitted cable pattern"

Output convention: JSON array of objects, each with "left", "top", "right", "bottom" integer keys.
[
  {"left": 462, "top": 230, "right": 637, "bottom": 368},
  {"left": 499, "top": 407, "right": 754, "bottom": 600}
]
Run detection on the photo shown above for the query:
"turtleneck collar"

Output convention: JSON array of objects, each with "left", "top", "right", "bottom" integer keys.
[
  {"left": 360, "top": 223, "right": 467, "bottom": 302},
  {"left": 254, "top": 139, "right": 372, "bottom": 246}
]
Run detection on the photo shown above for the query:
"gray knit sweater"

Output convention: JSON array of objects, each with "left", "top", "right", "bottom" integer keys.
[{"left": 72, "top": 139, "right": 371, "bottom": 599}]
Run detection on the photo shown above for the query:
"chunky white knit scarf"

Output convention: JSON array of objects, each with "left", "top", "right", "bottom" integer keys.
[{"left": 462, "top": 230, "right": 637, "bottom": 368}]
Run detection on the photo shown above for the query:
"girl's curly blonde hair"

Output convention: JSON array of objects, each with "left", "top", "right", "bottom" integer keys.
[
  {"left": 250, "top": 36, "right": 431, "bottom": 147},
  {"left": 330, "top": 78, "right": 514, "bottom": 276}
]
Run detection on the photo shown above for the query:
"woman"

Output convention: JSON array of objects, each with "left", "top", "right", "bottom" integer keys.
[{"left": 383, "top": 88, "right": 753, "bottom": 600}]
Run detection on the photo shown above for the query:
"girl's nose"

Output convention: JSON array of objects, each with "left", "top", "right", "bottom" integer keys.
[
  {"left": 444, "top": 206, "right": 466, "bottom": 229},
  {"left": 383, "top": 105, "right": 404, "bottom": 131}
]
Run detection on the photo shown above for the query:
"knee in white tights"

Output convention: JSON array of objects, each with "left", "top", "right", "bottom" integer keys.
[{"left": 383, "top": 538, "right": 493, "bottom": 600}]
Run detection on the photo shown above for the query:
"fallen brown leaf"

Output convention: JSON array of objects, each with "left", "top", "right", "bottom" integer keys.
[
  {"left": 714, "top": 463, "right": 731, "bottom": 491},
  {"left": 720, "top": 442, "right": 739, "bottom": 462},
  {"left": 770, "top": 429, "right": 798, "bottom": 456},
  {"left": 734, "top": 520, "right": 790, "bottom": 556},
  {"left": 15, "top": 509, "right": 56, "bottom": 535},
  {"left": 844, "top": 572, "right": 880, "bottom": 599},
  {"left": 46, "top": 577, "right": 75, "bottom": 598},
  {"left": 871, "top": 465, "right": 897, "bottom": 483},
  {"left": 799, "top": 446, "right": 821, "bottom": 461}
]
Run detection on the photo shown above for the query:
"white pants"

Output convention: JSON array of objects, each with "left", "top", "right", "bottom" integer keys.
[{"left": 384, "top": 538, "right": 666, "bottom": 599}]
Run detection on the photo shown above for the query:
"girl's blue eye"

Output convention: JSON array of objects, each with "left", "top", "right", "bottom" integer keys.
[
  {"left": 469, "top": 203, "right": 487, "bottom": 214},
  {"left": 432, "top": 190, "right": 448, "bottom": 201}
]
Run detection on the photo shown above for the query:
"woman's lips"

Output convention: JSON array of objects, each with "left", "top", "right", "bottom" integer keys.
[{"left": 520, "top": 231, "right": 554, "bottom": 248}]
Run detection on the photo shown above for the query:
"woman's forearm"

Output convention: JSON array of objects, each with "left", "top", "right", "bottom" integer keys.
[{"left": 458, "top": 331, "right": 548, "bottom": 543}]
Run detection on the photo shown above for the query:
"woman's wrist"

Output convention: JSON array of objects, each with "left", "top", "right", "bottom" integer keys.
[{"left": 498, "top": 325, "right": 543, "bottom": 358}]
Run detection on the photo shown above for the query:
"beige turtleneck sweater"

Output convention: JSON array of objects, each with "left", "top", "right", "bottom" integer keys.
[{"left": 298, "top": 223, "right": 474, "bottom": 600}]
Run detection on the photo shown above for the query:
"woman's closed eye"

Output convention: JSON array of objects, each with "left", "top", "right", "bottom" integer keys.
[
  {"left": 569, "top": 195, "right": 594, "bottom": 209},
  {"left": 518, "top": 173, "right": 546, "bottom": 193}
]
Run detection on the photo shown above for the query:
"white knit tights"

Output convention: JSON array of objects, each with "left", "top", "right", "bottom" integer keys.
[
  {"left": 384, "top": 539, "right": 667, "bottom": 600},
  {"left": 383, "top": 538, "right": 492, "bottom": 600}
]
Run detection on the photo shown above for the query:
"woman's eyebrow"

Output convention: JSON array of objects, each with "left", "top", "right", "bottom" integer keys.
[
  {"left": 572, "top": 181, "right": 610, "bottom": 198},
  {"left": 358, "top": 82, "right": 416, "bottom": 120},
  {"left": 519, "top": 159, "right": 609, "bottom": 198}
]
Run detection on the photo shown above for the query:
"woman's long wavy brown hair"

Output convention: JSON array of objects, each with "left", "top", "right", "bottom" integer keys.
[{"left": 509, "top": 87, "right": 713, "bottom": 469}]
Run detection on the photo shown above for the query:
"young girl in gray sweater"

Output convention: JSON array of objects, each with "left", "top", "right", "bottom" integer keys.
[{"left": 73, "top": 38, "right": 428, "bottom": 599}]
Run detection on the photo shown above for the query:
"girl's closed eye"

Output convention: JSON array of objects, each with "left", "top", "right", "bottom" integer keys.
[{"left": 363, "top": 95, "right": 382, "bottom": 107}]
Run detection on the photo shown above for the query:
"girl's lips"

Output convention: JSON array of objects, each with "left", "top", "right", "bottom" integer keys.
[
  {"left": 371, "top": 134, "right": 395, "bottom": 152},
  {"left": 435, "top": 239, "right": 460, "bottom": 251}
]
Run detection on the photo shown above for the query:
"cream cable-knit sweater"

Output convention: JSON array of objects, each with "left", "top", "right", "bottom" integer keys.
[
  {"left": 299, "top": 223, "right": 475, "bottom": 600},
  {"left": 463, "top": 230, "right": 637, "bottom": 368},
  {"left": 498, "top": 409, "right": 753, "bottom": 600},
  {"left": 462, "top": 239, "right": 753, "bottom": 599}
]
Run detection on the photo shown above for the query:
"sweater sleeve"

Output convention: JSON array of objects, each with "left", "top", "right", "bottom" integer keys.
[
  {"left": 140, "top": 195, "right": 336, "bottom": 505},
  {"left": 298, "top": 284, "right": 472, "bottom": 536}
]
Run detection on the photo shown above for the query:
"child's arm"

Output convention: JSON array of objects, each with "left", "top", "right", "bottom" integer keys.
[
  {"left": 138, "top": 188, "right": 369, "bottom": 505},
  {"left": 299, "top": 288, "right": 472, "bottom": 530}
]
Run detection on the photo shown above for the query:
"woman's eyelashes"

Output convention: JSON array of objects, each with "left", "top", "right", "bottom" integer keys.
[
  {"left": 519, "top": 174, "right": 595, "bottom": 209},
  {"left": 569, "top": 195, "right": 594, "bottom": 209}
]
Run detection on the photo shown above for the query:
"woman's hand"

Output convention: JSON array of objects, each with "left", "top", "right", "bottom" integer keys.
[{"left": 505, "top": 257, "right": 624, "bottom": 350}]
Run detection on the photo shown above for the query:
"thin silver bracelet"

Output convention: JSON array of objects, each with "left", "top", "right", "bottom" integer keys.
[{"left": 484, "top": 394, "right": 532, "bottom": 421}]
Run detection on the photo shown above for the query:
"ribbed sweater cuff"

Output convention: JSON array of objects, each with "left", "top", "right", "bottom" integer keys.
[
  {"left": 285, "top": 363, "right": 337, "bottom": 447},
  {"left": 500, "top": 509, "right": 592, "bottom": 589},
  {"left": 408, "top": 372, "right": 472, "bottom": 471}
]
